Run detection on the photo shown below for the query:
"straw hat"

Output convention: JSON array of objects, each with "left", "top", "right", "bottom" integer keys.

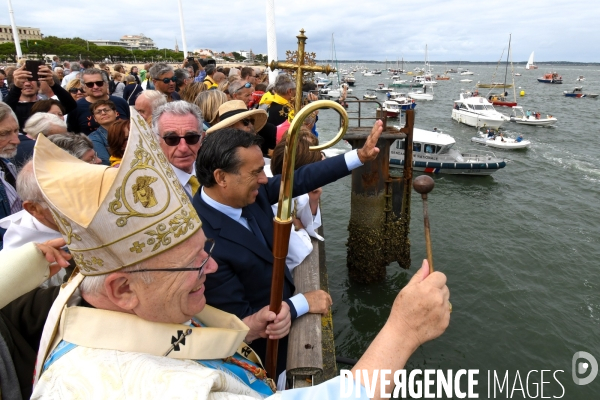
[
  {"left": 206, "top": 100, "right": 267, "bottom": 134},
  {"left": 33, "top": 110, "right": 202, "bottom": 275}
]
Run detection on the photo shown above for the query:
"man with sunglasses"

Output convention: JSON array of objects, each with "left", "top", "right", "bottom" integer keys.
[
  {"left": 149, "top": 63, "right": 181, "bottom": 102},
  {"left": 66, "top": 68, "right": 130, "bottom": 135},
  {"left": 154, "top": 101, "right": 203, "bottom": 199},
  {"left": 230, "top": 80, "right": 254, "bottom": 108}
]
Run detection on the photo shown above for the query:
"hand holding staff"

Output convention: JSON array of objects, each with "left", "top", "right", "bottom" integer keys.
[{"left": 413, "top": 175, "right": 435, "bottom": 273}]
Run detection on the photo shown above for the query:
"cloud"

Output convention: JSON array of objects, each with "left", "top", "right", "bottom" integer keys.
[{"left": 2, "top": 0, "right": 598, "bottom": 62}]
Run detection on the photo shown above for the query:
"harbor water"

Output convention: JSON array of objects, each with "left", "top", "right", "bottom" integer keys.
[{"left": 315, "top": 64, "right": 600, "bottom": 398}]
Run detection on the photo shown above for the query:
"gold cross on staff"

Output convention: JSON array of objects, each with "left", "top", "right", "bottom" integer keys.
[{"left": 268, "top": 29, "right": 336, "bottom": 115}]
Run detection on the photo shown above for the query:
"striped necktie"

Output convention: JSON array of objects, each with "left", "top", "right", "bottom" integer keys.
[{"left": 188, "top": 175, "right": 200, "bottom": 196}]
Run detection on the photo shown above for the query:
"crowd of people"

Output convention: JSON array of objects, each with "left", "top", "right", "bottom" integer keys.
[{"left": 0, "top": 57, "right": 451, "bottom": 399}]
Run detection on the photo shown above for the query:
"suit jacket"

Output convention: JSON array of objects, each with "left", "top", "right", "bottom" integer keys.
[{"left": 193, "top": 153, "right": 351, "bottom": 374}]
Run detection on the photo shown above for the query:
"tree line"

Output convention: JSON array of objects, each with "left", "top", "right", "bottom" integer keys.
[{"left": 0, "top": 36, "right": 269, "bottom": 65}]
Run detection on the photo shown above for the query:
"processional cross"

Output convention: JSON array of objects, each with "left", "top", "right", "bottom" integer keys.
[{"left": 268, "top": 29, "right": 336, "bottom": 115}]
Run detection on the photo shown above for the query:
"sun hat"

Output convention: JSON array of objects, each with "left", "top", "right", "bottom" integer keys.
[{"left": 206, "top": 100, "right": 267, "bottom": 134}]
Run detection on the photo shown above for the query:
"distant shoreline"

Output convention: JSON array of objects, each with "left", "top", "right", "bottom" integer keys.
[{"left": 319, "top": 60, "right": 600, "bottom": 66}]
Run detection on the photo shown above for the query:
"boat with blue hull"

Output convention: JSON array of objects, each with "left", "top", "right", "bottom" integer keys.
[{"left": 389, "top": 128, "right": 507, "bottom": 175}]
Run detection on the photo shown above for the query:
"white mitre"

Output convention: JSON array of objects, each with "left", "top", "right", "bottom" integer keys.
[{"left": 33, "top": 111, "right": 201, "bottom": 275}]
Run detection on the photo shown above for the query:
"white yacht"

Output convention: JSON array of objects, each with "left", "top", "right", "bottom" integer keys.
[
  {"left": 389, "top": 128, "right": 507, "bottom": 175},
  {"left": 451, "top": 92, "right": 508, "bottom": 129}
]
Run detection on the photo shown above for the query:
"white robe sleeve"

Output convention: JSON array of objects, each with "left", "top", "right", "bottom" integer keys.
[
  {"left": 0, "top": 242, "right": 50, "bottom": 308},
  {"left": 294, "top": 195, "right": 323, "bottom": 241}
]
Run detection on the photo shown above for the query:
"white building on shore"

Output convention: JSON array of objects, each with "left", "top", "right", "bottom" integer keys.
[
  {"left": 89, "top": 34, "right": 157, "bottom": 51},
  {"left": 0, "top": 25, "right": 42, "bottom": 44}
]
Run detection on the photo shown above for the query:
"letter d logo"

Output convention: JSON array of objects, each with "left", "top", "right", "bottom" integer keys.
[{"left": 572, "top": 351, "right": 598, "bottom": 385}]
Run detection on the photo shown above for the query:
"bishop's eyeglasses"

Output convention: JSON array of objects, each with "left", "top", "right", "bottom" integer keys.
[{"left": 126, "top": 238, "right": 215, "bottom": 278}]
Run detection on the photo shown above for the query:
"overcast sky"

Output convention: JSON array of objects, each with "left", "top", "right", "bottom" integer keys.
[{"left": 3, "top": 0, "right": 598, "bottom": 63}]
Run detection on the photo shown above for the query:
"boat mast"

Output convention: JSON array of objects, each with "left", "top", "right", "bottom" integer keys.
[
  {"left": 509, "top": 35, "right": 517, "bottom": 101},
  {"left": 7, "top": 0, "right": 22, "bottom": 59},
  {"left": 265, "top": 0, "right": 278, "bottom": 83},
  {"left": 176, "top": 0, "right": 188, "bottom": 58},
  {"left": 502, "top": 34, "right": 511, "bottom": 93}
]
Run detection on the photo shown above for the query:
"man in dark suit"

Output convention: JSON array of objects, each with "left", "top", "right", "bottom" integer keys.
[{"left": 193, "top": 122, "right": 383, "bottom": 376}]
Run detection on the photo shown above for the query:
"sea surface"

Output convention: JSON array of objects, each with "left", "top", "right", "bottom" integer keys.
[{"left": 313, "top": 64, "right": 600, "bottom": 398}]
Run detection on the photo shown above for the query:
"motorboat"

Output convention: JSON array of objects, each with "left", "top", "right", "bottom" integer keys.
[
  {"left": 342, "top": 74, "right": 356, "bottom": 86},
  {"left": 389, "top": 128, "right": 507, "bottom": 175},
  {"left": 407, "top": 87, "right": 433, "bottom": 101},
  {"left": 564, "top": 87, "right": 587, "bottom": 98},
  {"left": 451, "top": 91, "right": 508, "bottom": 129},
  {"left": 363, "top": 72, "right": 374, "bottom": 77},
  {"left": 415, "top": 75, "right": 437, "bottom": 86},
  {"left": 563, "top": 87, "right": 597, "bottom": 98},
  {"left": 460, "top": 79, "right": 473, "bottom": 83},
  {"left": 460, "top": 69, "right": 474, "bottom": 75},
  {"left": 316, "top": 77, "right": 331, "bottom": 88},
  {"left": 387, "top": 91, "right": 416, "bottom": 110},
  {"left": 435, "top": 74, "right": 450, "bottom": 80},
  {"left": 471, "top": 130, "right": 530, "bottom": 150},
  {"left": 537, "top": 72, "right": 562, "bottom": 84},
  {"left": 377, "top": 100, "right": 401, "bottom": 118},
  {"left": 375, "top": 83, "right": 392, "bottom": 92},
  {"left": 446, "top": 68, "right": 458, "bottom": 74},
  {"left": 514, "top": 73, "right": 522, "bottom": 76},
  {"left": 390, "top": 78, "right": 423, "bottom": 88},
  {"left": 363, "top": 93, "right": 378, "bottom": 100},
  {"left": 525, "top": 52, "right": 538, "bottom": 70},
  {"left": 509, "top": 106, "right": 557, "bottom": 126},
  {"left": 576, "top": 75, "right": 585, "bottom": 82}
]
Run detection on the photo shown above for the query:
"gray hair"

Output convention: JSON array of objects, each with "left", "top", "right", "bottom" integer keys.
[
  {"left": 80, "top": 68, "right": 108, "bottom": 84},
  {"left": 54, "top": 67, "right": 64, "bottom": 73},
  {"left": 23, "top": 113, "right": 67, "bottom": 139},
  {"left": 152, "top": 101, "right": 203, "bottom": 137},
  {"left": 140, "top": 89, "right": 167, "bottom": 108},
  {"left": 124, "top": 75, "right": 136, "bottom": 83},
  {"left": 273, "top": 74, "right": 296, "bottom": 96},
  {"left": 149, "top": 63, "right": 173, "bottom": 79},
  {"left": 0, "top": 102, "right": 18, "bottom": 125},
  {"left": 228, "top": 80, "right": 252, "bottom": 95},
  {"left": 47, "top": 133, "right": 94, "bottom": 160},
  {"left": 173, "top": 68, "right": 190, "bottom": 86},
  {"left": 16, "top": 160, "right": 45, "bottom": 203},
  {"left": 79, "top": 262, "right": 153, "bottom": 296}
]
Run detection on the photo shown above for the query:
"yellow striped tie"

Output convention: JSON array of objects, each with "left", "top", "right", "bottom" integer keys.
[{"left": 188, "top": 175, "right": 200, "bottom": 196}]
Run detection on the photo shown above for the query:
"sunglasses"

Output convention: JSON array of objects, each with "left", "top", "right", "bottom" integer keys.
[
  {"left": 162, "top": 134, "right": 202, "bottom": 146},
  {"left": 69, "top": 88, "right": 85, "bottom": 94},
  {"left": 83, "top": 80, "right": 105, "bottom": 88},
  {"left": 240, "top": 118, "right": 255, "bottom": 127},
  {"left": 156, "top": 77, "right": 178, "bottom": 84},
  {"left": 235, "top": 82, "right": 253, "bottom": 93}
]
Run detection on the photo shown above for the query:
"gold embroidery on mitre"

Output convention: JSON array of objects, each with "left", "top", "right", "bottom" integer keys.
[
  {"left": 50, "top": 209, "right": 82, "bottom": 245},
  {"left": 73, "top": 252, "right": 104, "bottom": 272},
  {"left": 143, "top": 207, "right": 200, "bottom": 252},
  {"left": 108, "top": 138, "right": 170, "bottom": 227},
  {"left": 132, "top": 176, "right": 158, "bottom": 208}
]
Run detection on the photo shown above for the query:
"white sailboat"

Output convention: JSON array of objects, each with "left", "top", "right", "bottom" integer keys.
[{"left": 525, "top": 51, "right": 538, "bottom": 70}]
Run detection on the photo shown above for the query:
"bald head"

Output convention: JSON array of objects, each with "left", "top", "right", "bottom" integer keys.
[{"left": 135, "top": 90, "right": 167, "bottom": 123}]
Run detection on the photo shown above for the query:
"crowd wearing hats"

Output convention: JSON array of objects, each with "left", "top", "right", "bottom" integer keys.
[{"left": 0, "top": 57, "right": 451, "bottom": 400}]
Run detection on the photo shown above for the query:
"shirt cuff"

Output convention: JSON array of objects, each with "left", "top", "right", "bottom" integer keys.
[
  {"left": 344, "top": 149, "right": 362, "bottom": 171},
  {"left": 289, "top": 293, "right": 309, "bottom": 318}
]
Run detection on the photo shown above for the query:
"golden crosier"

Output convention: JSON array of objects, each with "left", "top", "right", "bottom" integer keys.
[{"left": 275, "top": 100, "right": 349, "bottom": 221}]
